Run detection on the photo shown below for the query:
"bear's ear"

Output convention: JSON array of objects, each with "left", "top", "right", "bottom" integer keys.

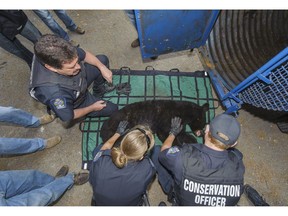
[{"left": 202, "top": 103, "right": 209, "bottom": 112}]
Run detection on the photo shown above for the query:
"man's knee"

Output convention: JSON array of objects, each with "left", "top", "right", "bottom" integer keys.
[{"left": 96, "top": 55, "right": 109, "bottom": 68}]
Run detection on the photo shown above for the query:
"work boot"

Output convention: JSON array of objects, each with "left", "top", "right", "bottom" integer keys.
[
  {"left": 244, "top": 184, "right": 269, "bottom": 206},
  {"left": 73, "top": 26, "right": 85, "bottom": 34},
  {"left": 69, "top": 39, "right": 80, "bottom": 47},
  {"left": 73, "top": 171, "right": 89, "bottom": 185},
  {"left": 131, "top": 38, "right": 140, "bottom": 48},
  {"left": 55, "top": 165, "right": 69, "bottom": 178},
  {"left": 39, "top": 113, "right": 55, "bottom": 125},
  {"left": 150, "top": 56, "right": 158, "bottom": 60},
  {"left": 158, "top": 201, "right": 167, "bottom": 206},
  {"left": 45, "top": 135, "right": 62, "bottom": 149}
]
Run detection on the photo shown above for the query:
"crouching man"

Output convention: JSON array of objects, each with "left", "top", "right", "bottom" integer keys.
[
  {"left": 155, "top": 114, "right": 245, "bottom": 206},
  {"left": 29, "top": 34, "right": 118, "bottom": 127}
]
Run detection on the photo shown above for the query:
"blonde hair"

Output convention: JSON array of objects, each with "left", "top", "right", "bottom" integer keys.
[
  {"left": 208, "top": 132, "right": 231, "bottom": 150},
  {"left": 111, "top": 125, "right": 155, "bottom": 169}
]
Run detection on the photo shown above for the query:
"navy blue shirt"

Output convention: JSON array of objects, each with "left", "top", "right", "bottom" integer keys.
[
  {"left": 31, "top": 48, "right": 86, "bottom": 122},
  {"left": 159, "top": 144, "right": 242, "bottom": 185},
  {"left": 89, "top": 149, "right": 156, "bottom": 206},
  {"left": 159, "top": 143, "right": 245, "bottom": 206}
]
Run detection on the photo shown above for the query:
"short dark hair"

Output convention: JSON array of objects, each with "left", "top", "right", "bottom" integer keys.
[{"left": 34, "top": 34, "right": 77, "bottom": 69}]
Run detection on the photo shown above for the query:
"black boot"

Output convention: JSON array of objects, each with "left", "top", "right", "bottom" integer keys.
[{"left": 244, "top": 184, "right": 269, "bottom": 206}]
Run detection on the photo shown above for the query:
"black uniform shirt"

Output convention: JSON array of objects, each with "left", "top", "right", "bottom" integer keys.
[
  {"left": 159, "top": 143, "right": 245, "bottom": 206},
  {"left": 31, "top": 48, "right": 86, "bottom": 122},
  {"left": 89, "top": 149, "right": 156, "bottom": 206},
  {"left": 159, "top": 144, "right": 242, "bottom": 185}
]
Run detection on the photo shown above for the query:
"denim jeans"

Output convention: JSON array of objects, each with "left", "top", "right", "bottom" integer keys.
[
  {"left": 33, "top": 10, "right": 77, "bottom": 41},
  {"left": 0, "top": 137, "right": 46, "bottom": 156},
  {"left": 0, "top": 106, "right": 40, "bottom": 127},
  {"left": 0, "top": 33, "right": 33, "bottom": 68},
  {"left": 20, "top": 20, "right": 42, "bottom": 43},
  {"left": 0, "top": 106, "right": 45, "bottom": 155},
  {"left": 0, "top": 19, "right": 41, "bottom": 68},
  {"left": 125, "top": 10, "right": 137, "bottom": 29},
  {"left": 0, "top": 170, "right": 74, "bottom": 206},
  {"left": 54, "top": 10, "right": 77, "bottom": 31}
]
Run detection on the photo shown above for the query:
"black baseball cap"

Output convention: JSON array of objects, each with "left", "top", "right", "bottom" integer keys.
[{"left": 209, "top": 114, "right": 241, "bottom": 145}]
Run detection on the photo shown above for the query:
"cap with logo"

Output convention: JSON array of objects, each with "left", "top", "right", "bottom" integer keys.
[{"left": 209, "top": 114, "right": 241, "bottom": 145}]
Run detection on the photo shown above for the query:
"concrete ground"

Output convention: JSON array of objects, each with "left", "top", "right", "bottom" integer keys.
[{"left": 0, "top": 10, "right": 287, "bottom": 207}]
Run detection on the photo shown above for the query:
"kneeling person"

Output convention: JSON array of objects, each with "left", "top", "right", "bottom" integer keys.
[
  {"left": 29, "top": 34, "right": 118, "bottom": 126},
  {"left": 158, "top": 114, "right": 245, "bottom": 206},
  {"left": 89, "top": 121, "right": 156, "bottom": 206}
]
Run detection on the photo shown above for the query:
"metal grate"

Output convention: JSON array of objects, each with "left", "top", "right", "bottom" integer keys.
[{"left": 239, "top": 61, "right": 288, "bottom": 111}]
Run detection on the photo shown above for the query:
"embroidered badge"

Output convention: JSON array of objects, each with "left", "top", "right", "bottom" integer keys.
[
  {"left": 167, "top": 146, "right": 180, "bottom": 155},
  {"left": 52, "top": 98, "right": 66, "bottom": 109}
]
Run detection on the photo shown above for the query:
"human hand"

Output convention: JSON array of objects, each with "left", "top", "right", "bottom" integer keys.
[
  {"left": 116, "top": 120, "right": 129, "bottom": 136},
  {"left": 92, "top": 100, "right": 106, "bottom": 111},
  {"left": 100, "top": 67, "right": 113, "bottom": 83},
  {"left": 170, "top": 117, "right": 183, "bottom": 136}
]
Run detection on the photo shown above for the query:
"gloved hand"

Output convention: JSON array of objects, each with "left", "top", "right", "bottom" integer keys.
[
  {"left": 116, "top": 82, "right": 131, "bottom": 95},
  {"left": 116, "top": 120, "right": 129, "bottom": 136},
  {"left": 169, "top": 117, "right": 183, "bottom": 136}
]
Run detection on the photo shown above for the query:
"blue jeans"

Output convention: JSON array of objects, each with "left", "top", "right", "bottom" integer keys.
[
  {"left": 0, "top": 137, "right": 46, "bottom": 156},
  {"left": 20, "top": 20, "right": 42, "bottom": 43},
  {"left": 0, "top": 20, "right": 41, "bottom": 68},
  {"left": 125, "top": 10, "right": 137, "bottom": 30},
  {"left": 0, "top": 33, "right": 33, "bottom": 68},
  {"left": 150, "top": 145, "right": 174, "bottom": 194},
  {"left": 0, "top": 106, "right": 40, "bottom": 127},
  {"left": 33, "top": 10, "right": 77, "bottom": 41},
  {"left": 0, "top": 170, "right": 74, "bottom": 206},
  {"left": 0, "top": 106, "right": 46, "bottom": 155}
]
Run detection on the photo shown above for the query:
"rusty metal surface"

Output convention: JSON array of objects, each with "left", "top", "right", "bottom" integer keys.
[{"left": 199, "top": 10, "right": 288, "bottom": 90}]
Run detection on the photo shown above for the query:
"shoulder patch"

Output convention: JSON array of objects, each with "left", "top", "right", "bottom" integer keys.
[
  {"left": 51, "top": 98, "right": 66, "bottom": 109},
  {"left": 167, "top": 146, "right": 180, "bottom": 155}
]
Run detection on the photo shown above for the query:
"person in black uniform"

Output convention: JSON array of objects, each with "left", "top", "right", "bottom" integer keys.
[
  {"left": 29, "top": 34, "right": 118, "bottom": 127},
  {"left": 89, "top": 121, "right": 156, "bottom": 206},
  {"left": 156, "top": 114, "right": 245, "bottom": 206}
]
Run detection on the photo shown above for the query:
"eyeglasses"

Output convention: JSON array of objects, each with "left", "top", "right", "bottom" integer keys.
[{"left": 135, "top": 128, "right": 151, "bottom": 151}]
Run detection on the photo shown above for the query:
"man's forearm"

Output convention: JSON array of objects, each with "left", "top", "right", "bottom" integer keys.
[
  {"left": 161, "top": 134, "right": 175, "bottom": 152},
  {"left": 73, "top": 106, "right": 94, "bottom": 119},
  {"left": 101, "top": 133, "right": 121, "bottom": 150},
  {"left": 84, "top": 51, "right": 105, "bottom": 69}
]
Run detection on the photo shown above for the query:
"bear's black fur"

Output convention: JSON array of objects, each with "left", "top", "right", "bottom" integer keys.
[{"left": 100, "top": 100, "right": 209, "bottom": 146}]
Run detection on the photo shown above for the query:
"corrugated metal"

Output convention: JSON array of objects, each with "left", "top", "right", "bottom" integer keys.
[{"left": 199, "top": 10, "right": 288, "bottom": 90}]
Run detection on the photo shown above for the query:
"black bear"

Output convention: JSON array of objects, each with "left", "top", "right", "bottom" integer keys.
[{"left": 100, "top": 100, "right": 209, "bottom": 146}]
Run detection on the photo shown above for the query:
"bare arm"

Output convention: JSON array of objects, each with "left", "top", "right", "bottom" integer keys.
[
  {"left": 73, "top": 100, "right": 106, "bottom": 119},
  {"left": 100, "top": 121, "right": 128, "bottom": 150},
  {"left": 100, "top": 133, "right": 121, "bottom": 150},
  {"left": 161, "top": 134, "right": 175, "bottom": 152},
  {"left": 84, "top": 51, "right": 113, "bottom": 83}
]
